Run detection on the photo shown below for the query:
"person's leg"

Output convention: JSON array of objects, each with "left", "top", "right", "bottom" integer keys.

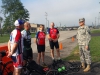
[
  {"left": 51, "top": 49, "right": 54, "bottom": 59},
  {"left": 55, "top": 41, "right": 60, "bottom": 60},
  {"left": 82, "top": 45, "right": 91, "bottom": 72},
  {"left": 37, "top": 45, "right": 41, "bottom": 65},
  {"left": 49, "top": 41, "right": 55, "bottom": 60},
  {"left": 23, "top": 50, "right": 28, "bottom": 66},
  {"left": 79, "top": 45, "right": 85, "bottom": 69},
  {"left": 56, "top": 48, "right": 60, "bottom": 59},
  {"left": 37, "top": 53, "right": 41, "bottom": 65},
  {"left": 14, "top": 67, "right": 22, "bottom": 75},
  {"left": 12, "top": 54, "right": 23, "bottom": 75},
  {"left": 41, "top": 45, "right": 45, "bottom": 63},
  {"left": 23, "top": 60, "right": 27, "bottom": 66},
  {"left": 28, "top": 48, "right": 33, "bottom": 60},
  {"left": 41, "top": 52, "right": 45, "bottom": 63}
]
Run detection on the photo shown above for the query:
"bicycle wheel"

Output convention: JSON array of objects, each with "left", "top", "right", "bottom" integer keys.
[
  {"left": 46, "top": 70, "right": 61, "bottom": 75},
  {"left": 20, "top": 68, "right": 30, "bottom": 75},
  {"left": 30, "top": 71, "right": 41, "bottom": 75}
]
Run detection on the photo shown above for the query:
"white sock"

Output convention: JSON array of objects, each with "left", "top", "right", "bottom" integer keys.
[
  {"left": 58, "top": 57, "right": 61, "bottom": 60},
  {"left": 52, "top": 57, "right": 55, "bottom": 60}
]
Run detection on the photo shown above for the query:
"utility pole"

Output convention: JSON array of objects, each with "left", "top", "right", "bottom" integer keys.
[
  {"left": 59, "top": 22, "right": 61, "bottom": 27},
  {"left": 47, "top": 20, "right": 49, "bottom": 28},
  {"left": 95, "top": 17, "right": 96, "bottom": 28},
  {"left": 45, "top": 12, "right": 48, "bottom": 29}
]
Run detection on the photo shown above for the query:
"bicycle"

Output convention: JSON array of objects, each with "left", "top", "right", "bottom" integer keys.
[
  {"left": 20, "top": 58, "right": 49, "bottom": 75},
  {"left": 20, "top": 58, "right": 80, "bottom": 75},
  {"left": 46, "top": 60, "right": 80, "bottom": 75}
]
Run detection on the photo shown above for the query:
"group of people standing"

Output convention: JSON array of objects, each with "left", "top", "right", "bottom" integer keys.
[
  {"left": 35, "top": 22, "right": 61, "bottom": 65},
  {"left": 7, "top": 20, "right": 61, "bottom": 75},
  {"left": 7, "top": 17, "right": 91, "bottom": 75}
]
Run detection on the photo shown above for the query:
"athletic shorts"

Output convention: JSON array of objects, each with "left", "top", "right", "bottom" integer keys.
[
  {"left": 49, "top": 40, "right": 59, "bottom": 49},
  {"left": 11, "top": 54, "right": 23, "bottom": 69},
  {"left": 23, "top": 48, "right": 33, "bottom": 60},
  {"left": 37, "top": 45, "right": 45, "bottom": 53}
]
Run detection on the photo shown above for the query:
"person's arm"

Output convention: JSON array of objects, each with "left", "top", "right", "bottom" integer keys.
[
  {"left": 85, "top": 26, "right": 91, "bottom": 49},
  {"left": 8, "top": 40, "right": 11, "bottom": 53},
  {"left": 7, "top": 42, "right": 18, "bottom": 57},
  {"left": 57, "top": 29, "right": 60, "bottom": 39},
  {"left": 86, "top": 26, "right": 91, "bottom": 46},
  {"left": 34, "top": 32, "right": 38, "bottom": 44},
  {"left": 10, "top": 43, "right": 18, "bottom": 54}
]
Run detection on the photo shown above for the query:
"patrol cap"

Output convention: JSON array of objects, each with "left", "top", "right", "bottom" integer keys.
[
  {"left": 79, "top": 18, "right": 85, "bottom": 22},
  {"left": 14, "top": 19, "right": 24, "bottom": 26}
]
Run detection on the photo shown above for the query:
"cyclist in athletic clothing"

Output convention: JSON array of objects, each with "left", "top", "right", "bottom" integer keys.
[
  {"left": 21, "top": 22, "right": 33, "bottom": 66},
  {"left": 7, "top": 19, "right": 24, "bottom": 75},
  {"left": 47, "top": 22, "right": 61, "bottom": 62},
  {"left": 35, "top": 25, "right": 46, "bottom": 65}
]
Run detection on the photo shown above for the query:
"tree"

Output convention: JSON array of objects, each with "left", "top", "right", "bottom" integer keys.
[
  {"left": 0, "top": 16, "right": 3, "bottom": 36},
  {"left": 1, "top": 0, "right": 29, "bottom": 33}
]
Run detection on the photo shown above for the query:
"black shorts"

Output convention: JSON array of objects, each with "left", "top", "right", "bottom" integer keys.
[
  {"left": 49, "top": 40, "right": 59, "bottom": 49},
  {"left": 23, "top": 48, "right": 33, "bottom": 60},
  {"left": 37, "top": 45, "right": 45, "bottom": 53}
]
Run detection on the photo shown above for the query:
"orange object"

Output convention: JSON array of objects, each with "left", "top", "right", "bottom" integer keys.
[
  {"left": 59, "top": 42, "right": 63, "bottom": 50},
  {"left": 2, "top": 56, "right": 14, "bottom": 75},
  {"left": 72, "top": 37, "right": 75, "bottom": 42},
  {"left": 0, "top": 45, "right": 14, "bottom": 75},
  {"left": 0, "top": 45, "right": 8, "bottom": 52}
]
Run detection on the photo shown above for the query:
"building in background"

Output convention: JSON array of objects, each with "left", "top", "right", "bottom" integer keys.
[{"left": 30, "top": 23, "right": 45, "bottom": 33}]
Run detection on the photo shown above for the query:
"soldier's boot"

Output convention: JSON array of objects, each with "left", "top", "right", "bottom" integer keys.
[
  {"left": 81, "top": 63, "right": 85, "bottom": 69},
  {"left": 83, "top": 64, "right": 90, "bottom": 72}
]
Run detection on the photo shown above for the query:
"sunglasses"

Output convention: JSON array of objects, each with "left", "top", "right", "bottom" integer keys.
[{"left": 79, "top": 21, "right": 84, "bottom": 23}]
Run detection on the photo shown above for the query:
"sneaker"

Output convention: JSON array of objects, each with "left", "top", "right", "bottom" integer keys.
[
  {"left": 57, "top": 59, "right": 62, "bottom": 63},
  {"left": 42, "top": 62, "right": 47, "bottom": 67},
  {"left": 52, "top": 59, "right": 56, "bottom": 64}
]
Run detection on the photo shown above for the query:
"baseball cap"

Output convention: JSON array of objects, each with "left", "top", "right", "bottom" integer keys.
[
  {"left": 14, "top": 19, "right": 24, "bottom": 26},
  {"left": 79, "top": 18, "right": 85, "bottom": 22}
]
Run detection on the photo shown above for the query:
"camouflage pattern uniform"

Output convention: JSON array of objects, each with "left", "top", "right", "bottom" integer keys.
[{"left": 76, "top": 25, "right": 91, "bottom": 65}]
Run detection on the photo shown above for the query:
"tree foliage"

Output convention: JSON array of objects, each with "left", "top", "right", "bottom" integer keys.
[
  {"left": 0, "top": 16, "right": 3, "bottom": 22},
  {"left": 1, "top": 0, "right": 29, "bottom": 33},
  {"left": 0, "top": 16, "right": 3, "bottom": 36}
]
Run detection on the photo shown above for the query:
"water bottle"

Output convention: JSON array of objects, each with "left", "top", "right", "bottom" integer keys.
[
  {"left": 58, "top": 66, "right": 66, "bottom": 72},
  {"left": 62, "top": 66, "right": 66, "bottom": 70},
  {"left": 58, "top": 68, "right": 62, "bottom": 72}
]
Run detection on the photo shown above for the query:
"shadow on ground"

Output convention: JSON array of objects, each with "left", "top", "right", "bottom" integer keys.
[
  {"left": 66, "top": 62, "right": 100, "bottom": 75},
  {"left": 33, "top": 53, "right": 53, "bottom": 65},
  {"left": 33, "top": 53, "right": 100, "bottom": 75}
]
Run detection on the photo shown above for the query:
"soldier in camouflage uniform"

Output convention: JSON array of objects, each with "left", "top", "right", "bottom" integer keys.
[{"left": 76, "top": 18, "right": 91, "bottom": 72}]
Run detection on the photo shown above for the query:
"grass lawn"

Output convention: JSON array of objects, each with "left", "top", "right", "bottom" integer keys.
[
  {"left": 0, "top": 33, "right": 36, "bottom": 43},
  {"left": 31, "top": 33, "right": 36, "bottom": 38},
  {"left": 64, "top": 29, "right": 100, "bottom": 62},
  {"left": 64, "top": 36, "right": 100, "bottom": 62},
  {"left": 91, "top": 29, "right": 100, "bottom": 33},
  {"left": 0, "top": 34, "right": 10, "bottom": 43}
]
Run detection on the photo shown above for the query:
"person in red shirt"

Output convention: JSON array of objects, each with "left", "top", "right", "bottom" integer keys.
[
  {"left": 35, "top": 25, "right": 46, "bottom": 65},
  {"left": 7, "top": 19, "right": 24, "bottom": 75},
  {"left": 47, "top": 22, "right": 61, "bottom": 62}
]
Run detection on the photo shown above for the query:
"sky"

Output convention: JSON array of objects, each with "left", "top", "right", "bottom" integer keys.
[{"left": 0, "top": 0, "right": 100, "bottom": 27}]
